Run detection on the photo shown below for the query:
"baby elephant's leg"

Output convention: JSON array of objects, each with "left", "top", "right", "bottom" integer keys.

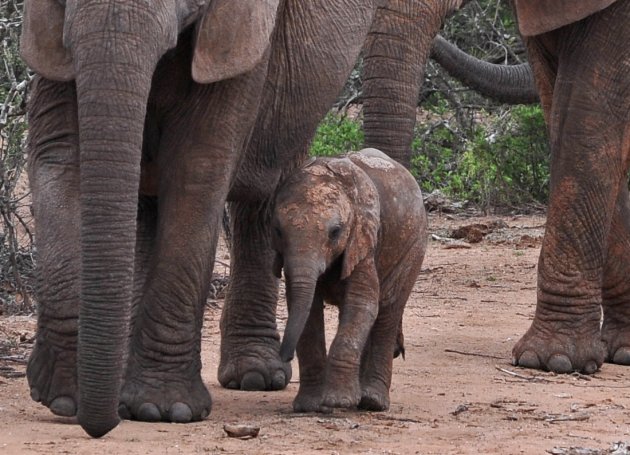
[
  {"left": 294, "top": 295, "right": 327, "bottom": 412},
  {"left": 322, "top": 259, "right": 379, "bottom": 409},
  {"left": 359, "top": 300, "right": 405, "bottom": 411}
]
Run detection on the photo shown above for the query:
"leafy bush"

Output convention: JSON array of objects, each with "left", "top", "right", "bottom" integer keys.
[
  {"left": 0, "top": 0, "right": 35, "bottom": 314},
  {"left": 309, "top": 112, "right": 364, "bottom": 157},
  {"left": 310, "top": 105, "right": 549, "bottom": 209}
]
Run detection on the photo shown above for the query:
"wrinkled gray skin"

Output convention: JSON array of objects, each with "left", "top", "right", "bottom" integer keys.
[
  {"left": 272, "top": 149, "right": 427, "bottom": 413},
  {"left": 22, "top": 0, "right": 473, "bottom": 438}
]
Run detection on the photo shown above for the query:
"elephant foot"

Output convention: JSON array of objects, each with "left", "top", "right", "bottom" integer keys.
[
  {"left": 119, "top": 371, "right": 211, "bottom": 423},
  {"left": 601, "top": 321, "right": 630, "bottom": 365},
  {"left": 358, "top": 385, "right": 390, "bottom": 411},
  {"left": 321, "top": 381, "right": 361, "bottom": 410},
  {"left": 218, "top": 336, "right": 291, "bottom": 391},
  {"left": 27, "top": 336, "right": 78, "bottom": 417},
  {"left": 293, "top": 385, "right": 324, "bottom": 413},
  {"left": 512, "top": 322, "right": 605, "bottom": 374}
]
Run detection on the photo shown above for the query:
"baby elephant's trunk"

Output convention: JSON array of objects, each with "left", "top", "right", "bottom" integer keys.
[{"left": 280, "top": 272, "right": 319, "bottom": 362}]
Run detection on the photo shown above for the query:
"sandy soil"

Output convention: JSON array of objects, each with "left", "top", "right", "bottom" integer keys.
[{"left": 2, "top": 213, "right": 630, "bottom": 455}]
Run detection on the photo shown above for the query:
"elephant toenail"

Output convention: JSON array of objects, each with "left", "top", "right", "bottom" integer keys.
[
  {"left": 241, "top": 372, "right": 266, "bottom": 391},
  {"left": 169, "top": 402, "right": 192, "bottom": 423},
  {"left": 201, "top": 407, "right": 211, "bottom": 419},
  {"left": 583, "top": 360, "right": 598, "bottom": 374},
  {"left": 612, "top": 348, "right": 630, "bottom": 365},
  {"left": 50, "top": 396, "right": 76, "bottom": 417},
  {"left": 516, "top": 350, "right": 540, "bottom": 370},
  {"left": 118, "top": 404, "right": 132, "bottom": 420},
  {"left": 270, "top": 370, "right": 287, "bottom": 390},
  {"left": 137, "top": 403, "right": 161, "bottom": 422},
  {"left": 225, "top": 380, "right": 239, "bottom": 390},
  {"left": 30, "top": 388, "right": 41, "bottom": 402},
  {"left": 547, "top": 354, "right": 573, "bottom": 374}
]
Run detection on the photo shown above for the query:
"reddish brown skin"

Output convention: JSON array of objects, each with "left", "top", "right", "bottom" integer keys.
[
  {"left": 273, "top": 149, "right": 428, "bottom": 412},
  {"left": 512, "top": 0, "right": 630, "bottom": 374}
]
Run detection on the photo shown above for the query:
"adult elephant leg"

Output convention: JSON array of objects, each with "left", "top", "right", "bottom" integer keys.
[
  {"left": 513, "top": 1, "right": 630, "bottom": 373},
  {"left": 218, "top": 199, "right": 289, "bottom": 391},
  {"left": 601, "top": 178, "right": 630, "bottom": 364},
  {"left": 363, "top": 0, "right": 461, "bottom": 168},
  {"left": 119, "top": 72, "right": 266, "bottom": 422},
  {"left": 26, "top": 77, "right": 80, "bottom": 417},
  {"left": 218, "top": 0, "right": 377, "bottom": 391}
]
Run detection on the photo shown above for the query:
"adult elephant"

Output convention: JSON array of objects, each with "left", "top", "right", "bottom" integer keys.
[
  {"left": 21, "top": 0, "right": 471, "bottom": 438},
  {"left": 403, "top": 1, "right": 629, "bottom": 374},
  {"left": 509, "top": 0, "right": 630, "bottom": 374}
]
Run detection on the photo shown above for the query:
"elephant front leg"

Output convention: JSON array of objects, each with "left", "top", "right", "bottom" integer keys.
[
  {"left": 26, "top": 78, "right": 81, "bottom": 417},
  {"left": 512, "top": 16, "right": 629, "bottom": 373},
  {"left": 119, "top": 177, "right": 217, "bottom": 423},
  {"left": 218, "top": 199, "right": 291, "bottom": 391},
  {"left": 321, "top": 259, "right": 379, "bottom": 409},
  {"left": 293, "top": 294, "right": 327, "bottom": 412}
]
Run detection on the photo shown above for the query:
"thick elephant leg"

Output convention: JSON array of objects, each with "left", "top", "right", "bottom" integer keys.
[
  {"left": 218, "top": 199, "right": 290, "bottom": 391},
  {"left": 26, "top": 77, "right": 81, "bottom": 417},
  {"left": 119, "top": 72, "right": 265, "bottom": 422},
  {"left": 293, "top": 294, "right": 327, "bottom": 412},
  {"left": 513, "top": 1, "right": 630, "bottom": 373},
  {"left": 602, "top": 187, "right": 630, "bottom": 364}
]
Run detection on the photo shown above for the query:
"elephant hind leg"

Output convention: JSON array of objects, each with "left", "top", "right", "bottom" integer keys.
[
  {"left": 218, "top": 199, "right": 291, "bottom": 392},
  {"left": 358, "top": 301, "right": 404, "bottom": 412}
]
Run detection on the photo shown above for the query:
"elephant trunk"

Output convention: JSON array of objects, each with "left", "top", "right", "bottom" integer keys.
[
  {"left": 430, "top": 35, "right": 539, "bottom": 104},
  {"left": 68, "top": 5, "right": 167, "bottom": 439},
  {"left": 280, "top": 265, "right": 320, "bottom": 363},
  {"left": 362, "top": 1, "right": 457, "bottom": 168}
]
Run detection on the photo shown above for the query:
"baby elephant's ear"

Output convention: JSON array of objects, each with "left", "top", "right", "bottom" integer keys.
[
  {"left": 326, "top": 160, "right": 380, "bottom": 280},
  {"left": 272, "top": 252, "right": 284, "bottom": 279}
]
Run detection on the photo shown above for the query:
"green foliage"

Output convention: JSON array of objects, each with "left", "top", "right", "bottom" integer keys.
[
  {"left": 310, "top": 105, "right": 549, "bottom": 209},
  {"left": 411, "top": 105, "right": 549, "bottom": 208},
  {"left": 309, "top": 112, "right": 364, "bottom": 157}
]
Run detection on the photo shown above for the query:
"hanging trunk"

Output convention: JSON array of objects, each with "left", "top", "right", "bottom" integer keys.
[
  {"left": 69, "top": 5, "right": 163, "bottom": 438},
  {"left": 362, "top": 0, "right": 459, "bottom": 168},
  {"left": 280, "top": 268, "right": 320, "bottom": 363},
  {"left": 430, "top": 35, "right": 539, "bottom": 104}
]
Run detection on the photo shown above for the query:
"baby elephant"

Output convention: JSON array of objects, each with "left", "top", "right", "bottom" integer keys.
[{"left": 272, "top": 148, "right": 427, "bottom": 413}]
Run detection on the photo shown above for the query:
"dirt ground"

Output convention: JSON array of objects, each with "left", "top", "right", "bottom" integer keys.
[{"left": 2, "top": 213, "right": 630, "bottom": 455}]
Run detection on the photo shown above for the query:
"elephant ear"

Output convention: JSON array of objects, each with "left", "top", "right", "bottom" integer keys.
[
  {"left": 514, "top": 0, "right": 617, "bottom": 36},
  {"left": 326, "top": 159, "right": 380, "bottom": 280},
  {"left": 192, "top": 0, "right": 280, "bottom": 83},
  {"left": 21, "top": 0, "right": 74, "bottom": 80}
]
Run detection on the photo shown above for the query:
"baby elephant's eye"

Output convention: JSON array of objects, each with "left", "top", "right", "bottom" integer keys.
[{"left": 329, "top": 226, "right": 342, "bottom": 241}]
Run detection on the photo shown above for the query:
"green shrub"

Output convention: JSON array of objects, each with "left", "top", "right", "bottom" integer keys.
[{"left": 309, "top": 112, "right": 364, "bottom": 157}]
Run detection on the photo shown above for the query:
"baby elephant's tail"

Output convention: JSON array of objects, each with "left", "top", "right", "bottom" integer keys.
[{"left": 393, "top": 321, "right": 405, "bottom": 360}]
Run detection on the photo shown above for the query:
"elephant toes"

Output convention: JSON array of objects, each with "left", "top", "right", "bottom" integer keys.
[
  {"left": 359, "top": 389, "right": 390, "bottom": 412},
  {"left": 218, "top": 340, "right": 292, "bottom": 391},
  {"left": 321, "top": 384, "right": 360, "bottom": 410},
  {"left": 27, "top": 337, "right": 78, "bottom": 417},
  {"left": 49, "top": 396, "right": 77, "bottom": 417},
  {"left": 512, "top": 324, "right": 605, "bottom": 374},
  {"left": 119, "top": 373, "right": 211, "bottom": 423}
]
